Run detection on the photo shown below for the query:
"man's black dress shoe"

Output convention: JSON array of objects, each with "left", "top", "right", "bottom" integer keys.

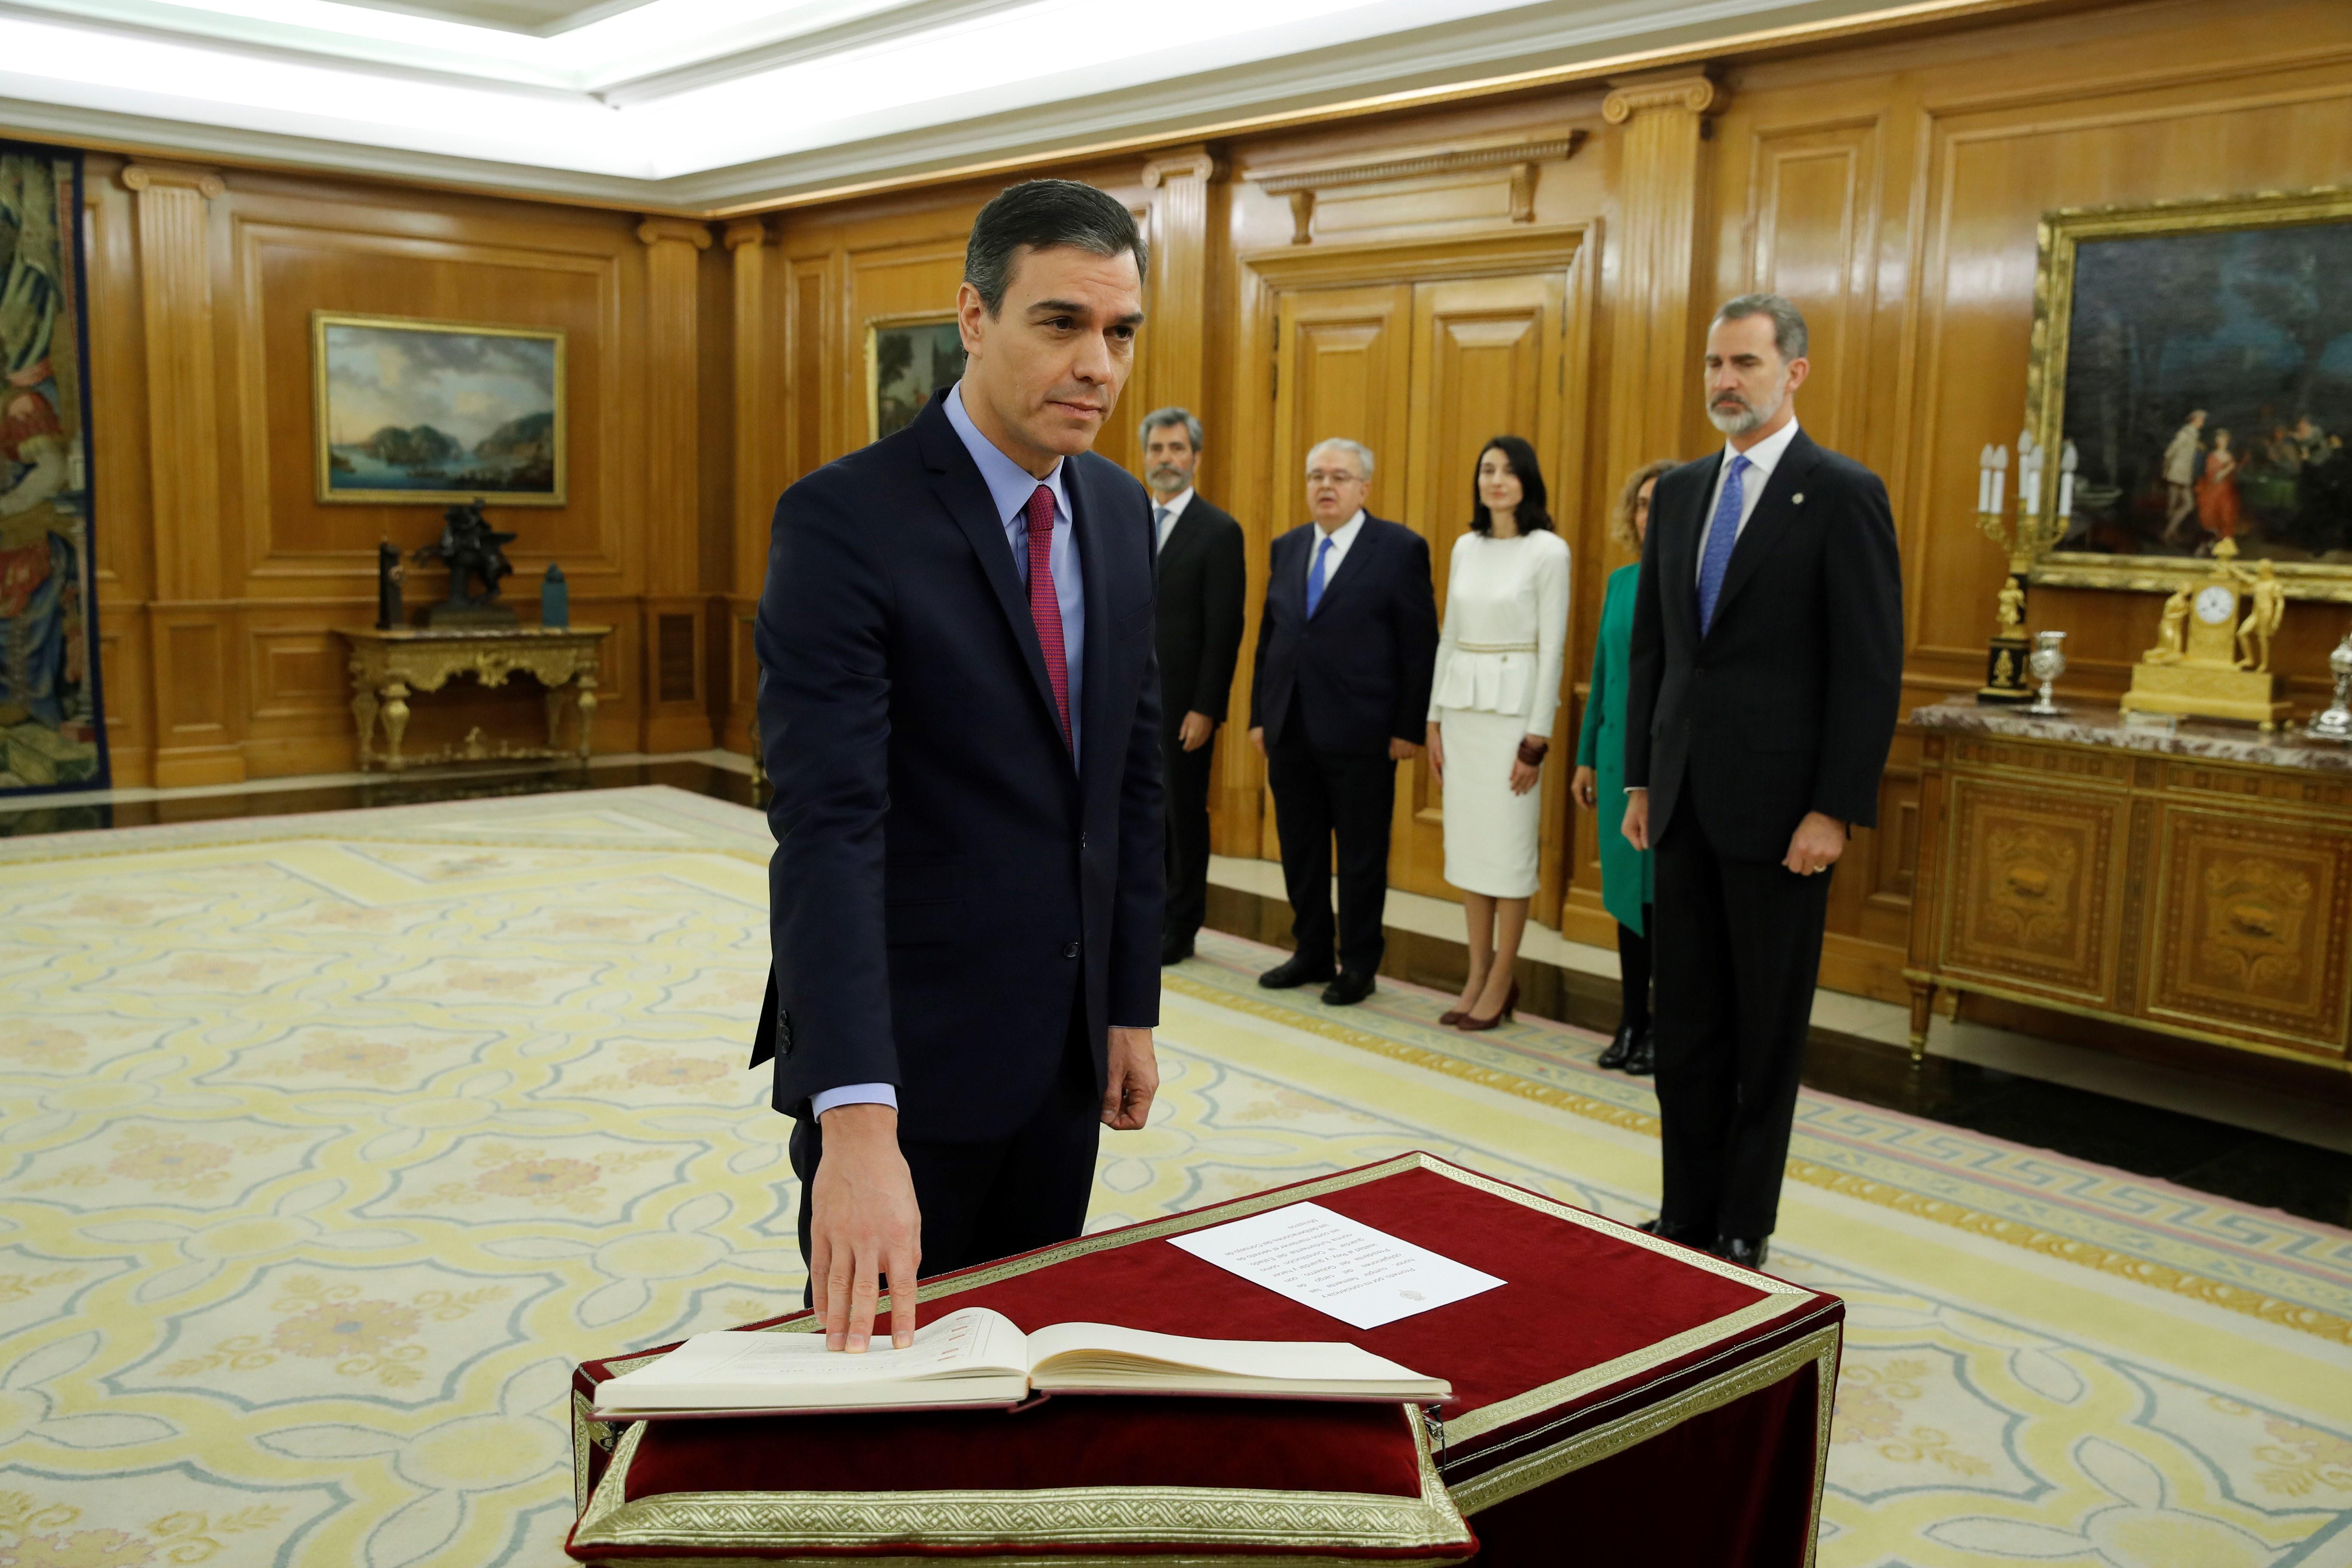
[
  {"left": 1636, "top": 1217, "right": 1713, "bottom": 1248},
  {"left": 1717, "top": 1235, "right": 1771, "bottom": 1269},
  {"left": 1259, "top": 953, "right": 1337, "bottom": 989},
  {"left": 1161, "top": 934, "right": 1195, "bottom": 966},
  {"left": 1622, "top": 1027, "right": 1656, "bottom": 1077},
  {"left": 1321, "top": 970, "right": 1376, "bottom": 1006},
  {"left": 1597, "top": 1021, "right": 1638, "bottom": 1070}
]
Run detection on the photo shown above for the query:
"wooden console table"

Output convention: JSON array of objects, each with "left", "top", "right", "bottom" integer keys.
[
  {"left": 337, "top": 625, "right": 612, "bottom": 773},
  {"left": 1904, "top": 698, "right": 2351, "bottom": 1073}
]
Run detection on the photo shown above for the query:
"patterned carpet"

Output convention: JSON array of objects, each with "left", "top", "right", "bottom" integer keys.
[{"left": 0, "top": 785, "right": 2347, "bottom": 1568}]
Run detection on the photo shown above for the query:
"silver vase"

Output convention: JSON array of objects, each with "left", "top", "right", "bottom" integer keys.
[
  {"left": 2308, "top": 630, "right": 2352, "bottom": 744},
  {"left": 2025, "top": 630, "right": 2068, "bottom": 717}
]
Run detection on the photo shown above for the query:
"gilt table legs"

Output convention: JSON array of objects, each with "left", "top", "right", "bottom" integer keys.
[
  {"left": 351, "top": 683, "right": 380, "bottom": 771},
  {"left": 380, "top": 680, "right": 412, "bottom": 772},
  {"left": 574, "top": 674, "right": 599, "bottom": 762},
  {"left": 1906, "top": 978, "right": 1936, "bottom": 1065}
]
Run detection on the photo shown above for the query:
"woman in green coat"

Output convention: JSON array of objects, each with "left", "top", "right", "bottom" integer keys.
[{"left": 1573, "top": 460, "right": 1674, "bottom": 1075}]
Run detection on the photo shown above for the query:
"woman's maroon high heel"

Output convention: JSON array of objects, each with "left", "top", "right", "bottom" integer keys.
[{"left": 1457, "top": 979, "right": 1518, "bottom": 1032}]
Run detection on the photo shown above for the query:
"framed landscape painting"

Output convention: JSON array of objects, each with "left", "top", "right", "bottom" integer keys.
[
  {"left": 866, "top": 315, "right": 965, "bottom": 443},
  {"left": 2025, "top": 187, "right": 2352, "bottom": 603},
  {"left": 313, "top": 312, "right": 567, "bottom": 505}
]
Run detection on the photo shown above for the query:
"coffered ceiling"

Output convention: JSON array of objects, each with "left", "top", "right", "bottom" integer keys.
[{"left": 0, "top": 0, "right": 1982, "bottom": 211}]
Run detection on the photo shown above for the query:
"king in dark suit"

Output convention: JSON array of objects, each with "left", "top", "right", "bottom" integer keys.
[
  {"left": 1248, "top": 439, "right": 1439, "bottom": 1005},
  {"left": 752, "top": 181, "right": 1164, "bottom": 1354},
  {"left": 1137, "top": 407, "right": 1246, "bottom": 966},
  {"left": 1623, "top": 294, "right": 1904, "bottom": 1270}
]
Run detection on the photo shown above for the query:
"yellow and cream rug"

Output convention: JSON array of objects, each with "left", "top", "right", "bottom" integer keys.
[{"left": 1, "top": 785, "right": 2347, "bottom": 1568}]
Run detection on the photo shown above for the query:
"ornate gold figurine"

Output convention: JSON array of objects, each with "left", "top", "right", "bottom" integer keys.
[{"left": 2119, "top": 540, "right": 2293, "bottom": 729}]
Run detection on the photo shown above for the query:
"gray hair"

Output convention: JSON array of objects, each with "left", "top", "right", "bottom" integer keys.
[
  {"left": 1139, "top": 407, "right": 1204, "bottom": 451},
  {"left": 965, "top": 180, "right": 1148, "bottom": 317},
  {"left": 1306, "top": 438, "right": 1375, "bottom": 481},
  {"left": 1712, "top": 292, "right": 1809, "bottom": 362}
]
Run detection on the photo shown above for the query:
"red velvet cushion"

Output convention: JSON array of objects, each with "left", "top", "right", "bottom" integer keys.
[
  {"left": 568, "top": 1156, "right": 1834, "bottom": 1565},
  {"left": 625, "top": 1397, "right": 1425, "bottom": 1500}
]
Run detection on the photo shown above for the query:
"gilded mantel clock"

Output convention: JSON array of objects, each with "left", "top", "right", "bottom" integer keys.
[{"left": 2120, "top": 541, "right": 2292, "bottom": 729}]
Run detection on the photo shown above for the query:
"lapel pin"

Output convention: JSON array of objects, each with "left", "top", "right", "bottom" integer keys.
[{"left": 1792, "top": 493, "right": 1805, "bottom": 505}]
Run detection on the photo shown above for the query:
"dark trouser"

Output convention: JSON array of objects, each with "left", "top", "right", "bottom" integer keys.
[
  {"left": 1265, "top": 704, "right": 1397, "bottom": 976},
  {"left": 793, "top": 1001, "right": 1099, "bottom": 1295},
  {"left": 1161, "top": 718, "right": 1217, "bottom": 947},
  {"left": 1618, "top": 906, "right": 1654, "bottom": 1032},
  {"left": 1652, "top": 812, "right": 1831, "bottom": 1240}
]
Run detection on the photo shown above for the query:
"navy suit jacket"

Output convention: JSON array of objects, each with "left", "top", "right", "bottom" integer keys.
[
  {"left": 1623, "top": 428, "right": 1904, "bottom": 862},
  {"left": 750, "top": 395, "right": 1164, "bottom": 1142},
  {"left": 1248, "top": 515, "right": 1438, "bottom": 754}
]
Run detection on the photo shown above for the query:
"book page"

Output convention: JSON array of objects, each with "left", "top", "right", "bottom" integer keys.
[
  {"left": 595, "top": 1307, "right": 1026, "bottom": 1409},
  {"left": 1167, "top": 1202, "right": 1504, "bottom": 1330},
  {"left": 1024, "top": 1321, "right": 1441, "bottom": 1390}
]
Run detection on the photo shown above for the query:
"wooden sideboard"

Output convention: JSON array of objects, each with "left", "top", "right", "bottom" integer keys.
[{"left": 1905, "top": 699, "right": 2352, "bottom": 1074}]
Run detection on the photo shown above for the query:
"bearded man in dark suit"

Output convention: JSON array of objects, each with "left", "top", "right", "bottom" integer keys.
[
  {"left": 1622, "top": 293, "right": 1903, "bottom": 1271},
  {"left": 1138, "top": 407, "right": 1246, "bottom": 965},
  {"left": 753, "top": 180, "right": 1164, "bottom": 1354}
]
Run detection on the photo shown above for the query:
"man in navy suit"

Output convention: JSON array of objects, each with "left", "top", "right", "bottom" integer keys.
[
  {"left": 1248, "top": 439, "right": 1439, "bottom": 1005},
  {"left": 1622, "top": 294, "right": 1903, "bottom": 1270},
  {"left": 752, "top": 181, "right": 1164, "bottom": 1354}
]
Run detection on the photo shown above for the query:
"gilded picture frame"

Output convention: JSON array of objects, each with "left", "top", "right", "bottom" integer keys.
[
  {"left": 312, "top": 311, "right": 567, "bottom": 506},
  {"left": 2024, "top": 187, "right": 2352, "bottom": 603},
  {"left": 865, "top": 312, "right": 965, "bottom": 444}
]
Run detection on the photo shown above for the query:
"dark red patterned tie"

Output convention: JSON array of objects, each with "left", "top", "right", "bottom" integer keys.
[{"left": 1025, "top": 484, "right": 1072, "bottom": 750}]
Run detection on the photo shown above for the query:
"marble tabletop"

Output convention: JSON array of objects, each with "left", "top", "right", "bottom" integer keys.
[{"left": 1911, "top": 696, "right": 2352, "bottom": 774}]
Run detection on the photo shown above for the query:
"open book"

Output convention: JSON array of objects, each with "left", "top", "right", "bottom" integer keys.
[{"left": 592, "top": 1306, "right": 1450, "bottom": 1418}]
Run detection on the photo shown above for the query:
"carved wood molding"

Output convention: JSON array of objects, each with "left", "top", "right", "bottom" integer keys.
[
  {"left": 1601, "top": 73, "right": 1725, "bottom": 124},
  {"left": 1248, "top": 134, "right": 1586, "bottom": 245},
  {"left": 1250, "top": 134, "right": 1586, "bottom": 196},
  {"left": 120, "top": 162, "right": 225, "bottom": 200},
  {"left": 1141, "top": 149, "right": 1220, "bottom": 188},
  {"left": 637, "top": 216, "right": 714, "bottom": 248},
  {"left": 722, "top": 216, "right": 767, "bottom": 250}
]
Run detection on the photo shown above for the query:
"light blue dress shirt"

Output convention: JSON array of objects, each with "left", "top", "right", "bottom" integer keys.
[
  {"left": 810, "top": 382, "right": 1091, "bottom": 1121},
  {"left": 946, "top": 383, "right": 1085, "bottom": 755}
]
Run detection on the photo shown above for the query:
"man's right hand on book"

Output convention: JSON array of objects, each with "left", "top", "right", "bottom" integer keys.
[{"left": 810, "top": 1102, "right": 920, "bottom": 1352}]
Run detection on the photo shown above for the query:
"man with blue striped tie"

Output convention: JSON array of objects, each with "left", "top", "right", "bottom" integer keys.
[
  {"left": 1620, "top": 294, "right": 1904, "bottom": 1271},
  {"left": 1248, "top": 438, "right": 1439, "bottom": 1005}
]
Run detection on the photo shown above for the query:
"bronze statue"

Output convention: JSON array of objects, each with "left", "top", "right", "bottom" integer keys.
[
  {"left": 376, "top": 536, "right": 405, "bottom": 629},
  {"left": 413, "top": 500, "right": 519, "bottom": 625}
]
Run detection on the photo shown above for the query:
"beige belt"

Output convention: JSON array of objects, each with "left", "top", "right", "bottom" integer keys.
[{"left": 1456, "top": 641, "right": 1537, "bottom": 653}]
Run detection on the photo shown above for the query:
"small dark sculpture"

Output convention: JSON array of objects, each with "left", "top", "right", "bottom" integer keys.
[
  {"left": 376, "top": 536, "right": 406, "bottom": 629},
  {"left": 541, "top": 563, "right": 569, "bottom": 629},
  {"left": 413, "top": 500, "right": 519, "bottom": 626}
]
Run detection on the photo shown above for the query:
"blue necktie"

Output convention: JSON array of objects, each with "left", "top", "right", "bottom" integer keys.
[
  {"left": 1696, "top": 454, "right": 1749, "bottom": 636},
  {"left": 1306, "top": 535, "right": 1334, "bottom": 617}
]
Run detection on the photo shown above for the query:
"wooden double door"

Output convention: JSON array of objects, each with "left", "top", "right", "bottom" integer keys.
[{"left": 1246, "top": 233, "right": 1588, "bottom": 910}]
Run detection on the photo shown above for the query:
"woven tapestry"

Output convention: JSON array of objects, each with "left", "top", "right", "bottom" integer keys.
[{"left": 0, "top": 141, "right": 103, "bottom": 793}]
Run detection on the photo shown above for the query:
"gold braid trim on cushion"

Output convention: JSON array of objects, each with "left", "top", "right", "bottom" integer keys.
[
  {"left": 576, "top": 1557, "right": 1469, "bottom": 1567},
  {"left": 1446, "top": 1325, "right": 1841, "bottom": 1568},
  {"left": 570, "top": 1403, "right": 1473, "bottom": 1560}
]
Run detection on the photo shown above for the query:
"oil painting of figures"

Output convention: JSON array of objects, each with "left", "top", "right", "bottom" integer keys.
[
  {"left": 868, "top": 318, "right": 965, "bottom": 441},
  {"left": 0, "top": 142, "right": 104, "bottom": 795},
  {"left": 2055, "top": 216, "right": 2352, "bottom": 565},
  {"left": 315, "top": 315, "right": 566, "bottom": 504}
]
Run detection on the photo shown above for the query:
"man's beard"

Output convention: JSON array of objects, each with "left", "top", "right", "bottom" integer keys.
[
  {"left": 1706, "top": 386, "right": 1781, "bottom": 436},
  {"left": 1148, "top": 464, "right": 1188, "bottom": 493}
]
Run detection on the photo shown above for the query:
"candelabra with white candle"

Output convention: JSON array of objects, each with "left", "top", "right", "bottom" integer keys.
[{"left": 1973, "top": 427, "right": 2076, "bottom": 704}]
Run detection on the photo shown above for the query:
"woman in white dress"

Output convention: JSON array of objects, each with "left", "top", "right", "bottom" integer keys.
[{"left": 1424, "top": 435, "right": 1571, "bottom": 1031}]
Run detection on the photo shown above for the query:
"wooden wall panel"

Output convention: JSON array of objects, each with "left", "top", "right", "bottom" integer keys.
[
  {"left": 64, "top": 0, "right": 2352, "bottom": 1014},
  {"left": 73, "top": 161, "right": 727, "bottom": 781}
]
